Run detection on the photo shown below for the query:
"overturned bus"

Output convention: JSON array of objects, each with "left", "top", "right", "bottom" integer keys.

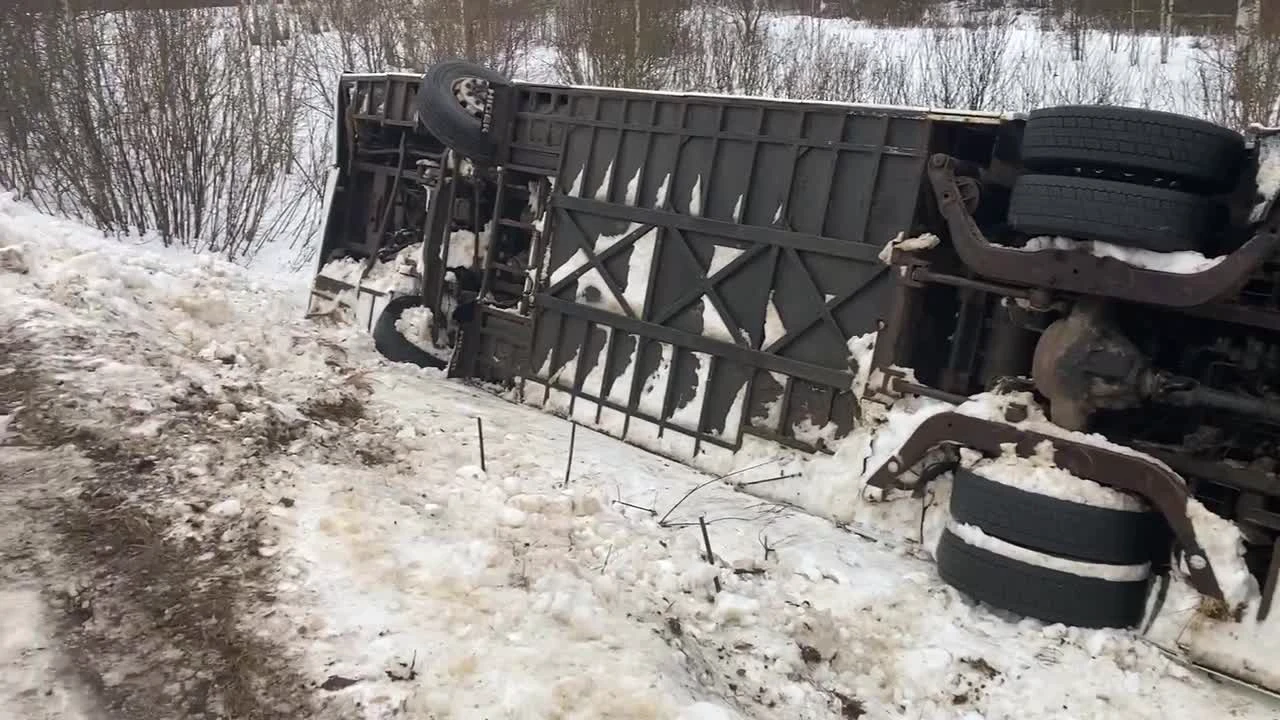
[{"left": 307, "top": 60, "right": 1280, "bottom": 692}]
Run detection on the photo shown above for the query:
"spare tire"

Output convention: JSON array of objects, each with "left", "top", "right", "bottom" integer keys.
[
  {"left": 949, "top": 468, "right": 1165, "bottom": 565},
  {"left": 372, "top": 295, "right": 448, "bottom": 369},
  {"left": 1008, "top": 174, "right": 1217, "bottom": 253},
  {"left": 416, "top": 60, "right": 508, "bottom": 164},
  {"left": 1020, "top": 106, "right": 1245, "bottom": 193}
]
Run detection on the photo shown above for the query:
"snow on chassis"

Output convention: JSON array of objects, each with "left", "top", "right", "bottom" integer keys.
[{"left": 307, "top": 61, "right": 1280, "bottom": 692}]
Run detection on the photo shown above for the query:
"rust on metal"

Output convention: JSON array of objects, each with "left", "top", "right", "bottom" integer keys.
[
  {"left": 926, "top": 154, "right": 1279, "bottom": 308},
  {"left": 907, "top": 265, "right": 1035, "bottom": 299},
  {"left": 865, "top": 411, "right": 1226, "bottom": 602}
]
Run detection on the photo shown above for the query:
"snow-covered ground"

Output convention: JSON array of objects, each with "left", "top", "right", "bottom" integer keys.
[{"left": 3, "top": 191, "right": 1280, "bottom": 719}]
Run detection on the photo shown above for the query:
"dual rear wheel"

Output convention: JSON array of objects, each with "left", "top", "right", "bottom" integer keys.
[
  {"left": 1007, "top": 106, "right": 1246, "bottom": 254},
  {"left": 937, "top": 465, "right": 1166, "bottom": 629}
]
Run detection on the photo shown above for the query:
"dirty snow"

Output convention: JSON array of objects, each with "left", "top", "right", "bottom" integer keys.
[
  {"left": 847, "top": 331, "right": 877, "bottom": 396},
  {"left": 968, "top": 441, "right": 1149, "bottom": 512},
  {"left": 0, "top": 244, "right": 29, "bottom": 273},
  {"left": 1183, "top": 500, "right": 1259, "bottom": 610},
  {"left": 1252, "top": 134, "right": 1280, "bottom": 223},
  {"left": 1145, "top": 573, "right": 1280, "bottom": 694},
  {"left": 2, "top": 193, "right": 1279, "bottom": 719},
  {"left": 1016, "top": 236, "right": 1225, "bottom": 274},
  {"left": 948, "top": 523, "right": 1152, "bottom": 582},
  {"left": 318, "top": 255, "right": 364, "bottom": 285},
  {"left": 878, "top": 231, "right": 940, "bottom": 264},
  {"left": 317, "top": 243, "right": 420, "bottom": 296},
  {"left": 445, "top": 226, "right": 490, "bottom": 269},
  {"left": 0, "top": 588, "right": 96, "bottom": 720},
  {"left": 395, "top": 305, "right": 448, "bottom": 356}
]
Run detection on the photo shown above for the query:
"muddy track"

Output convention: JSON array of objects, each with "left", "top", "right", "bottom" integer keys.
[{"left": 0, "top": 335, "right": 317, "bottom": 720}]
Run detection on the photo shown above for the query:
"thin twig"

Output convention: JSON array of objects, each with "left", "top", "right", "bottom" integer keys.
[
  {"left": 658, "top": 458, "right": 780, "bottom": 526},
  {"left": 759, "top": 532, "right": 776, "bottom": 562},
  {"left": 658, "top": 476, "right": 720, "bottom": 527},
  {"left": 699, "top": 515, "right": 721, "bottom": 594},
  {"left": 919, "top": 490, "right": 934, "bottom": 545},
  {"left": 614, "top": 500, "right": 657, "bottom": 515},
  {"left": 476, "top": 417, "right": 486, "bottom": 472},
  {"left": 737, "top": 471, "right": 801, "bottom": 488},
  {"left": 564, "top": 421, "right": 577, "bottom": 485}
]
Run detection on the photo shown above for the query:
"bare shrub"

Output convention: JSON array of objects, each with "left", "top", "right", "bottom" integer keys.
[
  {"left": 682, "top": 0, "right": 771, "bottom": 95},
  {"left": 763, "top": 17, "right": 880, "bottom": 102},
  {"left": 550, "top": 0, "right": 696, "bottom": 88},
  {"left": 915, "top": 10, "right": 1017, "bottom": 110},
  {"left": 1188, "top": 34, "right": 1280, "bottom": 129},
  {"left": 0, "top": 5, "right": 304, "bottom": 260}
]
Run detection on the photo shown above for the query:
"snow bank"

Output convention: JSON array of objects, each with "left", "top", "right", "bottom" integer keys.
[
  {"left": 1145, "top": 572, "right": 1280, "bottom": 693},
  {"left": 1017, "top": 236, "right": 1225, "bottom": 275}
]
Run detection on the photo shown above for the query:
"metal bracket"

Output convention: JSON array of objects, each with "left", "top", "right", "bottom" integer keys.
[
  {"left": 928, "top": 154, "right": 1279, "bottom": 308},
  {"left": 866, "top": 411, "right": 1226, "bottom": 602}
]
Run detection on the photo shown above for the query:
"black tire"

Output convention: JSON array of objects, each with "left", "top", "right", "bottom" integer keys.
[
  {"left": 372, "top": 295, "right": 448, "bottom": 370},
  {"left": 1008, "top": 174, "right": 1217, "bottom": 253},
  {"left": 936, "top": 529, "right": 1151, "bottom": 629},
  {"left": 1021, "top": 105, "right": 1246, "bottom": 193},
  {"left": 416, "top": 60, "right": 508, "bottom": 164},
  {"left": 950, "top": 468, "right": 1165, "bottom": 565}
]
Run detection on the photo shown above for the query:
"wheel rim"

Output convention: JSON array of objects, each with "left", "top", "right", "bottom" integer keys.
[{"left": 452, "top": 77, "right": 488, "bottom": 120}]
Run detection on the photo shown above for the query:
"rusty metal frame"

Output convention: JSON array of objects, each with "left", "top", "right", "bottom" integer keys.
[
  {"left": 865, "top": 411, "right": 1226, "bottom": 602},
  {"left": 927, "top": 154, "right": 1280, "bottom": 308}
]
